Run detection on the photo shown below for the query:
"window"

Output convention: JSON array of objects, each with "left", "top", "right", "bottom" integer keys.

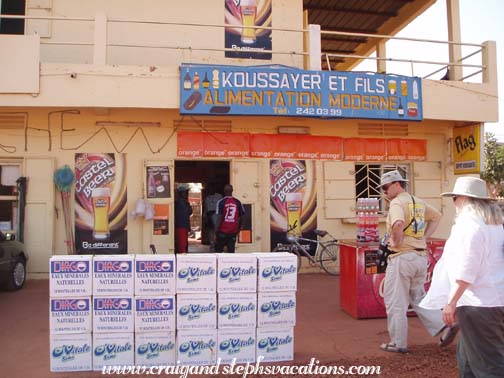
[
  {"left": 0, "top": 164, "right": 20, "bottom": 234},
  {"left": 355, "top": 163, "right": 409, "bottom": 210},
  {"left": 0, "top": 0, "right": 26, "bottom": 35}
]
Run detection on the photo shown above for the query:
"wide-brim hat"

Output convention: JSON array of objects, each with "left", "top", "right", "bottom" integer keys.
[
  {"left": 441, "top": 176, "right": 494, "bottom": 200},
  {"left": 378, "top": 170, "right": 409, "bottom": 188}
]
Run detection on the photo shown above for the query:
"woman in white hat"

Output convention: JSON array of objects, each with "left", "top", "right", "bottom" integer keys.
[{"left": 420, "top": 176, "right": 504, "bottom": 377}]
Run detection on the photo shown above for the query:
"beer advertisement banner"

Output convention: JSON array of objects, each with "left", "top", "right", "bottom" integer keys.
[
  {"left": 74, "top": 153, "right": 127, "bottom": 254},
  {"left": 180, "top": 64, "right": 423, "bottom": 120},
  {"left": 453, "top": 124, "right": 481, "bottom": 174},
  {"left": 225, "top": 0, "right": 272, "bottom": 59},
  {"left": 270, "top": 160, "right": 317, "bottom": 252}
]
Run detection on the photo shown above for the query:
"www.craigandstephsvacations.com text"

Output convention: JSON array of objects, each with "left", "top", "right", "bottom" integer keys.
[{"left": 101, "top": 356, "right": 382, "bottom": 377}]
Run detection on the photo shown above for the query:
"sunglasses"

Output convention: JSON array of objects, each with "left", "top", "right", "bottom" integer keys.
[{"left": 382, "top": 182, "right": 395, "bottom": 191}]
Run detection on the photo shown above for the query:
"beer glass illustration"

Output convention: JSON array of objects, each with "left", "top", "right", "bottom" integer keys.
[
  {"left": 92, "top": 187, "right": 111, "bottom": 240},
  {"left": 286, "top": 192, "right": 302, "bottom": 237},
  {"left": 388, "top": 80, "right": 397, "bottom": 95},
  {"left": 401, "top": 80, "right": 408, "bottom": 96},
  {"left": 240, "top": 0, "right": 257, "bottom": 44}
]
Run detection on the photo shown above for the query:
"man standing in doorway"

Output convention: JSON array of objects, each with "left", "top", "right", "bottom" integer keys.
[
  {"left": 378, "top": 170, "right": 458, "bottom": 353},
  {"left": 214, "top": 184, "right": 244, "bottom": 253},
  {"left": 174, "top": 184, "right": 192, "bottom": 254},
  {"left": 204, "top": 183, "right": 223, "bottom": 252}
]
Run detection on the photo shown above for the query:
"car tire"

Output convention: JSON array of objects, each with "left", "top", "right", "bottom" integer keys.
[{"left": 5, "top": 257, "right": 26, "bottom": 291}]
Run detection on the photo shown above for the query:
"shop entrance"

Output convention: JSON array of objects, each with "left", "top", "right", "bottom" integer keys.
[{"left": 174, "top": 160, "right": 230, "bottom": 253}]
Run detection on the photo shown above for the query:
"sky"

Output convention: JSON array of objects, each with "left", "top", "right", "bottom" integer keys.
[{"left": 355, "top": 0, "right": 504, "bottom": 141}]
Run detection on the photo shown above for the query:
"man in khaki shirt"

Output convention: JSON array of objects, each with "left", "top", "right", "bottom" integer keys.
[{"left": 378, "top": 170, "right": 458, "bottom": 353}]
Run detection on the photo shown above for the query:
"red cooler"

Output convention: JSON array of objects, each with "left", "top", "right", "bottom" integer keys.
[{"left": 339, "top": 239, "right": 445, "bottom": 319}]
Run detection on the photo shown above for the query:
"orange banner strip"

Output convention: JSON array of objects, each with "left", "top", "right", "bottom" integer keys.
[{"left": 177, "top": 133, "right": 426, "bottom": 161}]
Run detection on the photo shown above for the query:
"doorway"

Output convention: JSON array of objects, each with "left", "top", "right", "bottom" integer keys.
[{"left": 174, "top": 160, "right": 230, "bottom": 253}]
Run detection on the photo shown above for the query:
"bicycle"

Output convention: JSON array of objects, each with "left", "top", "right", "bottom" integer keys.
[{"left": 272, "top": 229, "right": 340, "bottom": 276}]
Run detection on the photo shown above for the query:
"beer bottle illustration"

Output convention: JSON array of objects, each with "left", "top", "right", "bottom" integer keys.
[
  {"left": 212, "top": 69, "right": 220, "bottom": 88},
  {"left": 183, "top": 72, "right": 191, "bottom": 90},
  {"left": 193, "top": 72, "right": 200, "bottom": 90},
  {"left": 398, "top": 98, "right": 404, "bottom": 117},
  {"left": 202, "top": 72, "right": 210, "bottom": 88}
]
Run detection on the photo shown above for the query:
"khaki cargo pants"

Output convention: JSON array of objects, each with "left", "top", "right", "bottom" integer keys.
[{"left": 384, "top": 251, "right": 445, "bottom": 348}]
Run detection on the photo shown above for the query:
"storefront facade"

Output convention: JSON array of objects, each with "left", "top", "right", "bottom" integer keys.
[{"left": 0, "top": 0, "right": 498, "bottom": 276}]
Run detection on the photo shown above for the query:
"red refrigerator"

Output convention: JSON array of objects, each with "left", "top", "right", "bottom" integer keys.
[{"left": 339, "top": 239, "right": 445, "bottom": 319}]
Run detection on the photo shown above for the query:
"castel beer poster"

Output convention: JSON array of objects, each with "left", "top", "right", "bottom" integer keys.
[
  {"left": 74, "top": 153, "right": 128, "bottom": 254},
  {"left": 225, "top": 0, "right": 272, "bottom": 59},
  {"left": 270, "top": 160, "right": 317, "bottom": 252}
]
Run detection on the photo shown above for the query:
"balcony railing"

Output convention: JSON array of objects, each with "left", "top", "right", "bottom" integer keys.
[{"left": 0, "top": 13, "right": 494, "bottom": 85}]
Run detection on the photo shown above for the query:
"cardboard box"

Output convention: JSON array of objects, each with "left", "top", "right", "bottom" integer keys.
[
  {"left": 176, "top": 294, "right": 217, "bottom": 330},
  {"left": 49, "top": 255, "right": 92, "bottom": 297},
  {"left": 93, "top": 255, "right": 134, "bottom": 296},
  {"left": 256, "top": 327, "right": 294, "bottom": 362},
  {"left": 135, "top": 296, "right": 176, "bottom": 333},
  {"left": 176, "top": 254, "right": 216, "bottom": 293},
  {"left": 50, "top": 333, "right": 92, "bottom": 372},
  {"left": 217, "top": 328, "right": 256, "bottom": 364},
  {"left": 93, "top": 333, "right": 134, "bottom": 371},
  {"left": 93, "top": 297, "right": 134, "bottom": 333},
  {"left": 217, "top": 292, "right": 257, "bottom": 329},
  {"left": 217, "top": 254, "right": 257, "bottom": 293},
  {"left": 135, "top": 332, "right": 176, "bottom": 366},
  {"left": 49, "top": 297, "right": 92, "bottom": 334},
  {"left": 176, "top": 329, "right": 217, "bottom": 366},
  {"left": 257, "top": 291, "right": 296, "bottom": 328},
  {"left": 255, "top": 253, "right": 297, "bottom": 292},
  {"left": 135, "top": 254, "right": 176, "bottom": 295}
]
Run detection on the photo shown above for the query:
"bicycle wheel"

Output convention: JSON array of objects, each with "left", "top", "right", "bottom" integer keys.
[{"left": 319, "top": 242, "right": 340, "bottom": 276}]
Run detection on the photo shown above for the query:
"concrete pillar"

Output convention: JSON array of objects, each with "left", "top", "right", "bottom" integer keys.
[
  {"left": 376, "top": 40, "right": 387, "bottom": 74},
  {"left": 93, "top": 12, "right": 107, "bottom": 65},
  {"left": 482, "top": 41, "right": 498, "bottom": 94},
  {"left": 307, "top": 24, "right": 321, "bottom": 71},
  {"left": 446, "top": 0, "right": 462, "bottom": 80}
]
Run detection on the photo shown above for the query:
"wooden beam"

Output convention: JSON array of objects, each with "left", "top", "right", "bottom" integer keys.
[{"left": 305, "top": 5, "right": 397, "bottom": 18}]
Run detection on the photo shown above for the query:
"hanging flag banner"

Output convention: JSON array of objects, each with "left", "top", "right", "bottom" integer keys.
[
  {"left": 270, "top": 160, "right": 317, "bottom": 252},
  {"left": 74, "top": 153, "right": 128, "bottom": 254},
  {"left": 453, "top": 124, "right": 481, "bottom": 174},
  {"left": 180, "top": 64, "right": 423, "bottom": 120}
]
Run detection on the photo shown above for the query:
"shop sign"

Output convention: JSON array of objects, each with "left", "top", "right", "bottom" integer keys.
[
  {"left": 453, "top": 124, "right": 481, "bottom": 174},
  {"left": 180, "top": 64, "right": 423, "bottom": 120}
]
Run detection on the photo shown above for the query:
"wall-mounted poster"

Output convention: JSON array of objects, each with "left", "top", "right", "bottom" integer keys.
[
  {"left": 153, "top": 204, "right": 169, "bottom": 235},
  {"left": 146, "top": 166, "right": 170, "bottom": 199},
  {"left": 270, "top": 160, "right": 317, "bottom": 252},
  {"left": 453, "top": 124, "right": 481, "bottom": 174},
  {"left": 225, "top": 0, "right": 272, "bottom": 59},
  {"left": 74, "top": 153, "right": 127, "bottom": 254},
  {"left": 238, "top": 203, "right": 252, "bottom": 243}
]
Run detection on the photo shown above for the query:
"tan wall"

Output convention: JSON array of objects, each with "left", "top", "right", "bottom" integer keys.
[
  {"left": 27, "top": 0, "right": 304, "bottom": 68},
  {"left": 0, "top": 107, "right": 461, "bottom": 272}
]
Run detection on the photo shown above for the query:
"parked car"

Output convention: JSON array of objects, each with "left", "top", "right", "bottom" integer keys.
[{"left": 0, "top": 231, "right": 28, "bottom": 290}]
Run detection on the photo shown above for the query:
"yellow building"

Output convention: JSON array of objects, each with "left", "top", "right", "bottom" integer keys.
[{"left": 0, "top": 0, "right": 498, "bottom": 277}]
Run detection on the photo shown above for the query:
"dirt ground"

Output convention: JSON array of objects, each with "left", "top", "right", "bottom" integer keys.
[{"left": 0, "top": 274, "right": 458, "bottom": 378}]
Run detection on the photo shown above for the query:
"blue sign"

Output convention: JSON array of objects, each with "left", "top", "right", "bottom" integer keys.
[{"left": 179, "top": 64, "right": 422, "bottom": 120}]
